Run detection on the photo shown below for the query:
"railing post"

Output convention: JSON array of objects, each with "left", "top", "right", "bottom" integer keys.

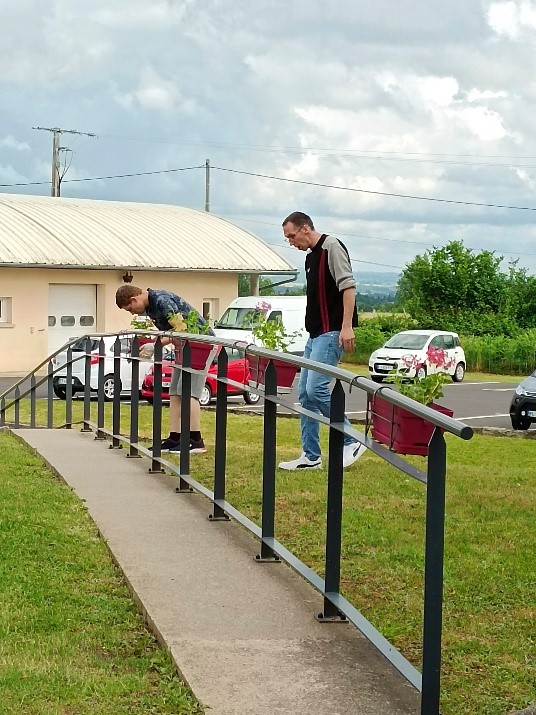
[
  {"left": 82, "top": 338, "right": 92, "bottom": 432},
  {"left": 95, "top": 338, "right": 106, "bottom": 440},
  {"left": 209, "top": 347, "right": 230, "bottom": 521},
  {"left": 30, "top": 375, "right": 36, "bottom": 428},
  {"left": 177, "top": 341, "right": 193, "bottom": 492},
  {"left": 421, "top": 428, "right": 447, "bottom": 715},
  {"left": 14, "top": 386, "right": 20, "bottom": 428},
  {"left": 0, "top": 395, "right": 5, "bottom": 427},
  {"left": 47, "top": 361, "right": 54, "bottom": 429},
  {"left": 317, "top": 379, "right": 347, "bottom": 622},
  {"left": 255, "top": 359, "right": 280, "bottom": 562},
  {"left": 65, "top": 346, "right": 73, "bottom": 428},
  {"left": 110, "top": 337, "right": 122, "bottom": 449},
  {"left": 128, "top": 336, "right": 141, "bottom": 458},
  {"left": 149, "top": 338, "right": 165, "bottom": 474}
]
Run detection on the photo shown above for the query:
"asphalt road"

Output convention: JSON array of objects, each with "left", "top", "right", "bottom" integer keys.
[{"left": 0, "top": 375, "right": 523, "bottom": 430}]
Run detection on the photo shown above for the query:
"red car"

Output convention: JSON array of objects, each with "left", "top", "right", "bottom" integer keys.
[{"left": 141, "top": 346, "right": 261, "bottom": 406}]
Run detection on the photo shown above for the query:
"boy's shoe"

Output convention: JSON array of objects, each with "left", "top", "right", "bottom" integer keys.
[
  {"left": 278, "top": 453, "right": 322, "bottom": 470},
  {"left": 160, "top": 437, "right": 180, "bottom": 453},
  {"left": 149, "top": 437, "right": 180, "bottom": 452},
  {"left": 343, "top": 442, "right": 366, "bottom": 468},
  {"left": 168, "top": 438, "right": 207, "bottom": 454}
]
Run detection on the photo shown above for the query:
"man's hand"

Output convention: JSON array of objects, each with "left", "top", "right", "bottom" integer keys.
[{"left": 339, "top": 326, "right": 355, "bottom": 354}]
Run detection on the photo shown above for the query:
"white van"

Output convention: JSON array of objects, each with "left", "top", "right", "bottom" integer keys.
[{"left": 214, "top": 296, "right": 307, "bottom": 355}]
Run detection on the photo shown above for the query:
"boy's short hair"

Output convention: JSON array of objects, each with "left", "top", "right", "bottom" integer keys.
[{"left": 116, "top": 284, "right": 142, "bottom": 308}]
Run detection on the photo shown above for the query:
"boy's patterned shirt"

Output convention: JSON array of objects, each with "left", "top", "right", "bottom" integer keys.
[{"left": 146, "top": 289, "right": 214, "bottom": 335}]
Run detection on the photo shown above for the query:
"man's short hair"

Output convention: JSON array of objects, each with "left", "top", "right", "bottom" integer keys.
[
  {"left": 116, "top": 284, "right": 142, "bottom": 308},
  {"left": 282, "top": 211, "right": 314, "bottom": 230}
]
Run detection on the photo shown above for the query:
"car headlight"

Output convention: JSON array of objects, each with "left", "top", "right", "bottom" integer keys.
[{"left": 516, "top": 386, "right": 528, "bottom": 396}]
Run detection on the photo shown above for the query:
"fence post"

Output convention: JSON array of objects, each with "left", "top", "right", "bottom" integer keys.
[
  {"left": 149, "top": 338, "right": 165, "bottom": 474},
  {"left": 210, "top": 347, "right": 230, "bottom": 521},
  {"left": 110, "top": 337, "right": 122, "bottom": 449},
  {"left": 177, "top": 340, "right": 193, "bottom": 491},
  {"left": 82, "top": 338, "right": 92, "bottom": 432},
  {"left": 317, "top": 379, "right": 347, "bottom": 622},
  {"left": 255, "top": 359, "right": 280, "bottom": 562},
  {"left": 127, "top": 336, "right": 141, "bottom": 458},
  {"left": 421, "top": 428, "right": 447, "bottom": 715},
  {"left": 95, "top": 338, "right": 106, "bottom": 440}
]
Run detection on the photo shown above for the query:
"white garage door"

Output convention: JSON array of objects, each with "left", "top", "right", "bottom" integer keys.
[{"left": 48, "top": 284, "right": 97, "bottom": 355}]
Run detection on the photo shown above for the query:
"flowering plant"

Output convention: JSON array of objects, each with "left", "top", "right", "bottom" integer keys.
[
  {"left": 167, "top": 310, "right": 211, "bottom": 335},
  {"left": 246, "top": 301, "right": 299, "bottom": 352},
  {"left": 385, "top": 346, "right": 455, "bottom": 405}
]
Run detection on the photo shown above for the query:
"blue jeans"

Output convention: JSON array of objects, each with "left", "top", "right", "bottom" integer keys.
[{"left": 298, "top": 331, "right": 356, "bottom": 461}]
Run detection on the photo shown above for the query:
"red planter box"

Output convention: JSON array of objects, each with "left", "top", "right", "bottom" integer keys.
[
  {"left": 248, "top": 356, "right": 298, "bottom": 390},
  {"left": 369, "top": 395, "right": 454, "bottom": 456},
  {"left": 175, "top": 340, "right": 215, "bottom": 371}
]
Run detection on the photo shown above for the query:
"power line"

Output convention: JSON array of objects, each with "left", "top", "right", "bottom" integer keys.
[
  {"left": 3, "top": 161, "right": 536, "bottom": 214},
  {"left": 97, "top": 132, "right": 536, "bottom": 166},
  {"left": 0, "top": 165, "right": 204, "bottom": 188},
  {"left": 211, "top": 165, "right": 536, "bottom": 212}
]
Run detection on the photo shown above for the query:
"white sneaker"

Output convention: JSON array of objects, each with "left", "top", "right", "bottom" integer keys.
[
  {"left": 343, "top": 442, "right": 366, "bottom": 468},
  {"left": 278, "top": 453, "right": 322, "bottom": 470}
]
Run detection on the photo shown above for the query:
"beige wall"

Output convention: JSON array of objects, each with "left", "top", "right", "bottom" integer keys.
[{"left": 0, "top": 267, "right": 237, "bottom": 374}]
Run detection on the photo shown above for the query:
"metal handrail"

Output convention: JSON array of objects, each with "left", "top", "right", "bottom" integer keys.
[{"left": 1, "top": 329, "right": 474, "bottom": 715}]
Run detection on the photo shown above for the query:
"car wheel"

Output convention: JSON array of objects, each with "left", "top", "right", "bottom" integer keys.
[
  {"left": 145, "top": 397, "right": 153, "bottom": 405},
  {"left": 416, "top": 365, "right": 427, "bottom": 381},
  {"left": 511, "top": 417, "right": 531, "bottom": 430},
  {"left": 371, "top": 376, "right": 384, "bottom": 383},
  {"left": 102, "top": 374, "right": 120, "bottom": 402},
  {"left": 243, "top": 389, "right": 261, "bottom": 404},
  {"left": 53, "top": 385, "right": 67, "bottom": 400},
  {"left": 198, "top": 383, "right": 212, "bottom": 407},
  {"left": 452, "top": 362, "right": 465, "bottom": 382}
]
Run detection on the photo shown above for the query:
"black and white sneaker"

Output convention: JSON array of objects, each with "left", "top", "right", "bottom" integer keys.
[
  {"left": 278, "top": 453, "right": 322, "bottom": 470},
  {"left": 343, "top": 442, "right": 366, "bottom": 468}
]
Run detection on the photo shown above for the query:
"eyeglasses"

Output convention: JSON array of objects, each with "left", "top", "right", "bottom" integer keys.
[{"left": 284, "top": 225, "right": 305, "bottom": 242}]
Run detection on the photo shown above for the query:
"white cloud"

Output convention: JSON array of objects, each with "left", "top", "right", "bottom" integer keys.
[
  {"left": 0, "top": 136, "right": 30, "bottom": 152},
  {"left": 3, "top": 0, "right": 536, "bottom": 275},
  {"left": 487, "top": 1, "right": 536, "bottom": 38},
  {"left": 466, "top": 88, "right": 508, "bottom": 101},
  {"left": 129, "top": 68, "right": 183, "bottom": 112}
]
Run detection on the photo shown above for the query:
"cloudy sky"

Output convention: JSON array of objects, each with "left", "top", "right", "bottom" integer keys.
[{"left": 2, "top": 0, "right": 536, "bottom": 277}]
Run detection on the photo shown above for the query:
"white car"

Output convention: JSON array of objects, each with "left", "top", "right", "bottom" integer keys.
[
  {"left": 368, "top": 330, "right": 466, "bottom": 383},
  {"left": 52, "top": 335, "right": 157, "bottom": 401}
]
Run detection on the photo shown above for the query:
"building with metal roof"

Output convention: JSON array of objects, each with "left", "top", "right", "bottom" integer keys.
[
  {"left": 0, "top": 192, "right": 294, "bottom": 273},
  {"left": 0, "top": 193, "right": 297, "bottom": 372}
]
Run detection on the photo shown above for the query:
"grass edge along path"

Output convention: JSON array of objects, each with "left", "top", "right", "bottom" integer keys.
[{"left": 0, "top": 430, "right": 203, "bottom": 715}]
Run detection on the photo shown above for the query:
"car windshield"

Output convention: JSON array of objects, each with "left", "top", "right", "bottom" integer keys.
[
  {"left": 383, "top": 333, "right": 430, "bottom": 350},
  {"left": 214, "top": 307, "right": 268, "bottom": 329},
  {"left": 69, "top": 338, "right": 99, "bottom": 352}
]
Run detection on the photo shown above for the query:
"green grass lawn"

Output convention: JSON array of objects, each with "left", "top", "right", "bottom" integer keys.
[
  {"left": 0, "top": 430, "right": 203, "bottom": 715},
  {"left": 1, "top": 399, "right": 535, "bottom": 715}
]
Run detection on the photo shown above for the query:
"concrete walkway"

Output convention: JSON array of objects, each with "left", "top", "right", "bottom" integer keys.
[{"left": 14, "top": 428, "right": 420, "bottom": 715}]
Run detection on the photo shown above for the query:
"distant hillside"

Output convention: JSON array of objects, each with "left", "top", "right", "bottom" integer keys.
[
  {"left": 356, "top": 271, "right": 400, "bottom": 296},
  {"left": 262, "top": 270, "right": 400, "bottom": 297}
]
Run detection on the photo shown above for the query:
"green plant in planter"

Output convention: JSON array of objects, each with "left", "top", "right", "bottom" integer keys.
[
  {"left": 130, "top": 315, "right": 156, "bottom": 330},
  {"left": 166, "top": 310, "right": 211, "bottom": 335},
  {"left": 385, "top": 347, "right": 454, "bottom": 405},
  {"left": 246, "top": 301, "right": 300, "bottom": 352}
]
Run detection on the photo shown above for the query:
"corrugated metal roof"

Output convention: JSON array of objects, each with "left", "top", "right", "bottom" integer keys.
[{"left": 0, "top": 193, "right": 296, "bottom": 274}]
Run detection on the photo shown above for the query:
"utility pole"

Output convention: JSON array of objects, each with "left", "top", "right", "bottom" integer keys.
[
  {"left": 205, "top": 158, "right": 210, "bottom": 212},
  {"left": 33, "top": 126, "right": 96, "bottom": 197}
]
